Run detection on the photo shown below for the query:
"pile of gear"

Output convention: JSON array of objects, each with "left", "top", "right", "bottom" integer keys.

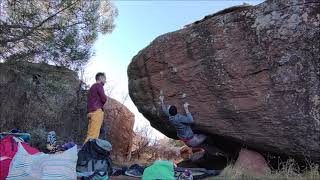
[
  {"left": 0, "top": 129, "right": 112, "bottom": 180},
  {"left": 0, "top": 129, "right": 220, "bottom": 180}
]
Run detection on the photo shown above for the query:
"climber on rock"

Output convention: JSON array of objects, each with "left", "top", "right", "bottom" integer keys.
[{"left": 159, "top": 94, "right": 207, "bottom": 147}]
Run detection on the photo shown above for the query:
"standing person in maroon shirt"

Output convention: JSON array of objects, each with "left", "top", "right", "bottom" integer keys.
[{"left": 84, "top": 72, "right": 108, "bottom": 143}]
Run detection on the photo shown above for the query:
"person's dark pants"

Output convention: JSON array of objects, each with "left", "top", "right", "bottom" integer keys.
[{"left": 99, "top": 120, "right": 106, "bottom": 140}]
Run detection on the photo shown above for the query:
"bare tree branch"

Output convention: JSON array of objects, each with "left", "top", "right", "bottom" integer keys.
[{"left": 0, "top": 0, "right": 80, "bottom": 45}]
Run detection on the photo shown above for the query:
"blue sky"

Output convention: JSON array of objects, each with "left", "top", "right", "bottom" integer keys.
[{"left": 85, "top": 0, "right": 263, "bottom": 138}]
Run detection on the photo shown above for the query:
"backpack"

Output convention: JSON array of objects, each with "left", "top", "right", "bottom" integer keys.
[{"left": 76, "top": 139, "right": 113, "bottom": 179}]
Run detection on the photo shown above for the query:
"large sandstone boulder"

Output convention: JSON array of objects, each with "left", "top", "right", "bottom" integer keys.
[
  {"left": 104, "top": 98, "right": 135, "bottom": 162},
  {"left": 234, "top": 149, "right": 270, "bottom": 176},
  {"left": 128, "top": 0, "right": 320, "bottom": 165}
]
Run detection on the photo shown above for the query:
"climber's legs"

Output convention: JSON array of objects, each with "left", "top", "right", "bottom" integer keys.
[{"left": 185, "top": 134, "right": 207, "bottom": 147}]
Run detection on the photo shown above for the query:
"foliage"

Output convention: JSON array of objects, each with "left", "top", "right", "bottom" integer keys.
[
  {"left": 169, "top": 138, "right": 185, "bottom": 147},
  {"left": 131, "top": 125, "right": 179, "bottom": 163},
  {"left": 0, "top": 0, "right": 118, "bottom": 70}
]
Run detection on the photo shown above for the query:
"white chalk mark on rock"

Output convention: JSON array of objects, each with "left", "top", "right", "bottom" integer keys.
[
  {"left": 160, "top": 71, "right": 164, "bottom": 78},
  {"left": 173, "top": 67, "right": 178, "bottom": 73}
]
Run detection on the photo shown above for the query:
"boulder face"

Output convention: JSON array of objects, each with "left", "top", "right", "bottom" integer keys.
[
  {"left": 234, "top": 149, "right": 270, "bottom": 176},
  {"left": 128, "top": 0, "right": 320, "bottom": 164},
  {"left": 0, "top": 62, "right": 135, "bottom": 163},
  {"left": 103, "top": 98, "right": 135, "bottom": 162},
  {"left": 0, "top": 62, "right": 88, "bottom": 143}
]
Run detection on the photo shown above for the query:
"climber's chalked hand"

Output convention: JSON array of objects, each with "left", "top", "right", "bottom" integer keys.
[{"left": 183, "top": 102, "right": 189, "bottom": 108}]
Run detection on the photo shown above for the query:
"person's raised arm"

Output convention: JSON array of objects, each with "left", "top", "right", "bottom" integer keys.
[
  {"left": 159, "top": 95, "right": 170, "bottom": 117},
  {"left": 178, "top": 102, "right": 193, "bottom": 123}
]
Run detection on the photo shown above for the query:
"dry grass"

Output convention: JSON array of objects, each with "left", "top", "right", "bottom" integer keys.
[{"left": 208, "top": 159, "right": 319, "bottom": 180}]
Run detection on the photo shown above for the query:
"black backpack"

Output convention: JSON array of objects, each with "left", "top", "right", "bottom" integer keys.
[{"left": 77, "top": 139, "right": 113, "bottom": 178}]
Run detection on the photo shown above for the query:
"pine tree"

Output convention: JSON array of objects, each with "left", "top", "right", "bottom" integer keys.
[{"left": 0, "top": 0, "right": 118, "bottom": 70}]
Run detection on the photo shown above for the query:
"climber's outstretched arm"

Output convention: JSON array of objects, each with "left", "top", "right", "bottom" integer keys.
[
  {"left": 159, "top": 95, "right": 170, "bottom": 117},
  {"left": 179, "top": 102, "right": 194, "bottom": 123}
]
